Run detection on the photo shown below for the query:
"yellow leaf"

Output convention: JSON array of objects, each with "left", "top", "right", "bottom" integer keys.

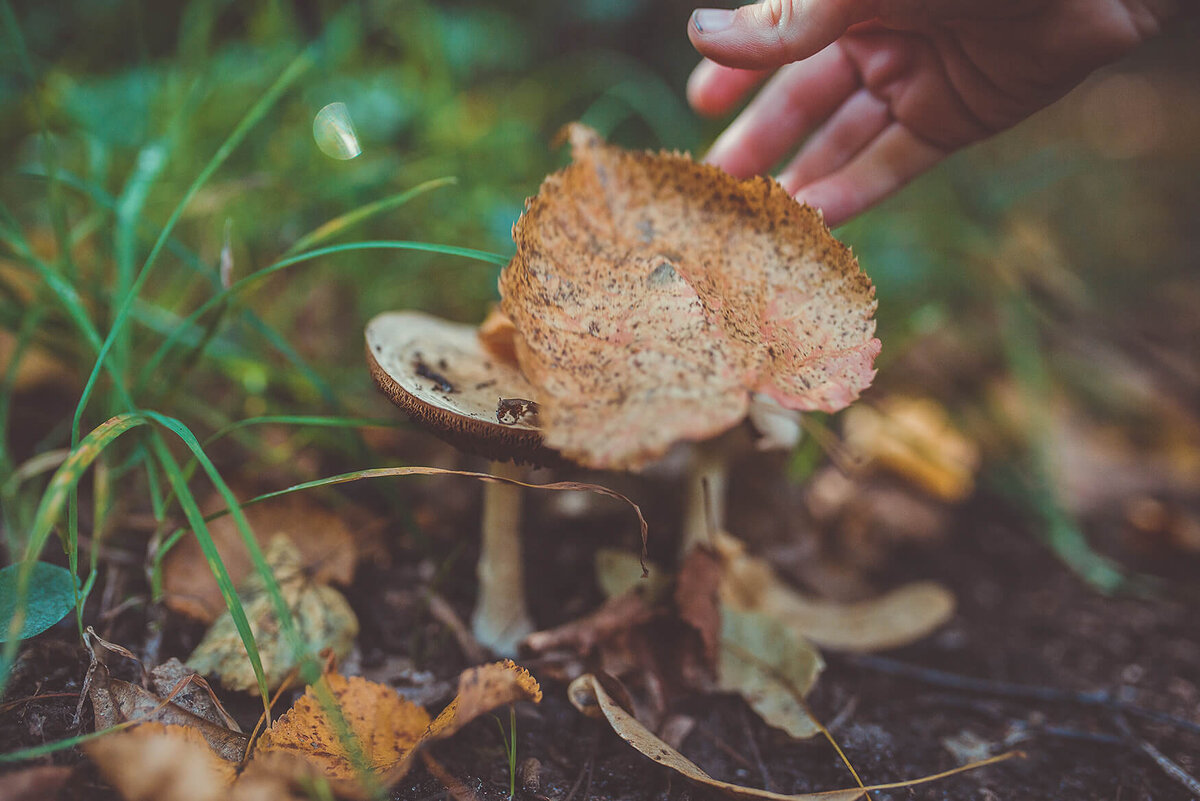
[
  {"left": 842, "top": 396, "right": 980, "bottom": 502},
  {"left": 256, "top": 673, "right": 431, "bottom": 783}
]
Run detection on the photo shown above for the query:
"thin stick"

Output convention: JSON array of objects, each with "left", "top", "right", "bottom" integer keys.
[
  {"left": 1114, "top": 714, "right": 1200, "bottom": 796},
  {"left": 843, "top": 654, "right": 1200, "bottom": 736}
]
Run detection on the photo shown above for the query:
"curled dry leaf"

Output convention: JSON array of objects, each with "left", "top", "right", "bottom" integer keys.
[
  {"left": 163, "top": 493, "right": 358, "bottom": 622},
  {"left": 569, "top": 673, "right": 1019, "bottom": 800},
  {"left": 841, "top": 396, "right": 980, "bottom": 503},
  {"left": 255, "top": 661, "right": 542, "bottom": 798},
  {"left": 500, "top": 124, "right": 879, "bottom": 470},
  {"left": 88, "top": 662, "right": 249, "bottom": 762},
  {"left": 716, "top": 533, "right": 954, "bottom": 653},
  {"left": 187, "top": 535, "right": 358, "bottom": 694}
]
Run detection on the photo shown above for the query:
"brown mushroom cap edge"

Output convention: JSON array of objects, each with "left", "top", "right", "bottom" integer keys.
[{"left": 365, "top": 311, "right": 560, "bottom": 467}]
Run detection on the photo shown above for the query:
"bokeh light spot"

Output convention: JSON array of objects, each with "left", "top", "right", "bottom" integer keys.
[{"left": 313, "top": 101, "right": 362, "bottom": 160}]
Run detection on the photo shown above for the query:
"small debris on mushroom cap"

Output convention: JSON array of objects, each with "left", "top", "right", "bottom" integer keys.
[{"left": 366, "top": 311, "right": 558, "bottom": 465}]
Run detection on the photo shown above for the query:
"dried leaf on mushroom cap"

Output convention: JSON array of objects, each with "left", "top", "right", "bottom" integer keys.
[
  {"left": 501, "top": 124, "right": 880, "bottom": 470},
  {"left": 366, "top": 311, "right": 555, "bottom": 465}
]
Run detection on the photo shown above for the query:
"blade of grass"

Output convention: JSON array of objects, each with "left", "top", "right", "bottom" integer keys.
[
  {"left": 283, "top": 176, "right": 458, "bottom": 257},
  {"left": 70, "top": 49, "right": 313, "bottom": 453},
  {"left": 112, "top": 140, "right": 170, "bottom": 383},
  {"left": 22, "top": 169, "right": 347, "bottom": 410},
  {"left": 998, "top": 289, "right": 1125, "bottom": 592},
  {"left": 136, "top": 239, "right": 509, "bottom": 390},
  {"left": 0, "top": 414, "right": 272, "bottom": 712}
]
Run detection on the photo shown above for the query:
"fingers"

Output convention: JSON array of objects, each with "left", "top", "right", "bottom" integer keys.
[
  {"left": 687, "top": 59, "right": 771, "bottom": 118},
  {"left": 688, "top": 0, "right": 868, "bottom": 70},
  {"left": 790, "top": 123, "right": 945, "bottom": 227},
  {"left": 703, "top": 44, "right": 858, "bottom": 178},
  {"left": 777, "top": 88, "right": 890, "bottom": 192}
]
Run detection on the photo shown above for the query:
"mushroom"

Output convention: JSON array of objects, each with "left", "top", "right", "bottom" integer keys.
[
  {"left": 499, "top": 124, "right": 880, "bottom": 554},
  {"left": 366, "top": 311, "right": 554, "bottom": 656}
]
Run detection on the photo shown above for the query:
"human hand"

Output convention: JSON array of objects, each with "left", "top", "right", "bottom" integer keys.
[{"left": 686, "top": 0, "right": 1176, "bottom": 226}]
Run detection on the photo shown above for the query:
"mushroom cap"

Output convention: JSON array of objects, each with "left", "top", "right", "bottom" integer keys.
[
  {"left": 365, "top": 311, "right": 557, "bottom": 466},
  {"left": 499, "top": 124, "right": 880, "bottom": 471}
]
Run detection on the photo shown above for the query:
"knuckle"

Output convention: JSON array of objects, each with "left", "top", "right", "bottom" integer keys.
[{"left": 755, "top": 0, "right": 797, "bottom": 29}]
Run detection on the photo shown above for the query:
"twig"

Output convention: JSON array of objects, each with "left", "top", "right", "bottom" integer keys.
[
  {"left": 1114, "top": 714, "right": 1200, "bottom": 797},
  {"left": 843, "top": 654, "right": 1200, "bottom": 736},
  {"left": 692, "top": 721, "right": 759, "bottom": 773},
  {"left": 562, "top": 748, "right": 594, "bottom": 801},
  {"left": 739, "top": 704, "right": 776, "bottom": 792}
]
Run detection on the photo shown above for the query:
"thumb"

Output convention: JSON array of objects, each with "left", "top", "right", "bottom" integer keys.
[{"left": 688, "top": 0, "right": 863, "bottom": 70}]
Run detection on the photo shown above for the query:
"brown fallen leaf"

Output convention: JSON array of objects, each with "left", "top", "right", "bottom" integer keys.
[
  {"left": 425, "top": 659, "right": 543, "bottom": 739},
  {"left": 187, "top": 534, "right": 358, "bottom": 694},
  {"left": 163, "top": 493, "right": 358, "bottom": 622},
  {"left": 841, "top": 396, "right": 980, "bottom": 503},
  {"left": 717, "top": 533, "right": 954, "bottom": 653},
  {"left": 500, "top": 124, "right": 879, "bottom": 470},
  {"left": 0, "top": 764, "right": 73, "bottom": 801},
  {"left": 255, "top": 672, "right": 431, "bottom": 791},
  {"left": 84, "top": 722, "right": 238, "bottom": 801},
  {"left": 568, "top": 673, "right": 1019, "bottom": 800},
  {"left": 88, "top": 662, "right": 249, "bottom": 762},
  {"left": 255, "top": 660, "right": 542, "bottom": 798}
]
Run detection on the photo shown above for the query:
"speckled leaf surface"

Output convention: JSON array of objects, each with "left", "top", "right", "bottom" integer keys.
[{"left": 500, "top": 125, "right": 880, "bottom": 470}]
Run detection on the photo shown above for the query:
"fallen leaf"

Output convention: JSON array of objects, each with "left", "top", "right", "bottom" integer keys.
[
  {"left": 842, "top": 397, "right": 980, "bottom": 502},
  {"left": 595, "top": 548, "right": 667, "bottom": 601},
  {"left": 717, "top": 605, "right": 823, "bottom": 739},
  {"left": 675, "top": 546, "right": 722, "bottom": 668},
  {"left": 84, "top": 722, "right": 237, "bottom": 801},
  {"left": 500, "top": 124, "right": 879, "bottom": 470},
  {"left": 717, "top": 533, "right": 954, "bottom": 653},
  {"left": 88, "top": 662, "right": 249, "bottom": 762},
  {"left": 163, "top": 494, "right": 358, "bottom": 622},
  {"left": 425, "top": 659, "right": 543, "bottom": 739},
  {"left": 569, "top": 673, "right": 1018, "bottom": 800},
  {"left": 149, "top": 658, "right": 242, "bottom": 734},
  {"left": 0, "top": 764, "right": 73, "bottom": 801},
  {"left": 187, "top": 534, "right": 359, "bottom": 694},
  {"left": 255, "top": 660, "right": 541, "bottom": 798},
  {"left": 256, "top": 672, "right": 431, "bottom": 789}
]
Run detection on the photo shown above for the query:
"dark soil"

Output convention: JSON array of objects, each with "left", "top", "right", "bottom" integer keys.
[{"left": 3, "top": 431, "right": 1198, "bottom": 801}]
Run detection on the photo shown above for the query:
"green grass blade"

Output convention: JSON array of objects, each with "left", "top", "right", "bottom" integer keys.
[
  {"left": 283, "top": 176, "right": 458, "bottom": 257},
  {"left": 137, "top": 239, "right": 509, "bottom": 389},
  {"left": 70, "top": 50, "right": 314, "bottom": 450},
  {"left": 113, "top": 140, "right": 170, "bottom": 382}
]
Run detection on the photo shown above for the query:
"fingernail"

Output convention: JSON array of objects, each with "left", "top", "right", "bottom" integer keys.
[{"left": 692, "top": 8, "right": 735, "bottom": 34}]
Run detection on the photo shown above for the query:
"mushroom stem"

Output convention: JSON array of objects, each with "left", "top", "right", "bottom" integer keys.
[
  {"left": 681, "top": 440, "right": 728, "bottom": 556},
  {"left": 471, "top": 459, "right": 535, "bottom": 656}
]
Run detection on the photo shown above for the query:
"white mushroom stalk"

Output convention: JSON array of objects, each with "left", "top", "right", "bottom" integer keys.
[
  {"left": 366, "top": 312, "right": 552, "bottom": 656},
  {"left": 472, "top": 459, "right": 535, "bottom": 655}
]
